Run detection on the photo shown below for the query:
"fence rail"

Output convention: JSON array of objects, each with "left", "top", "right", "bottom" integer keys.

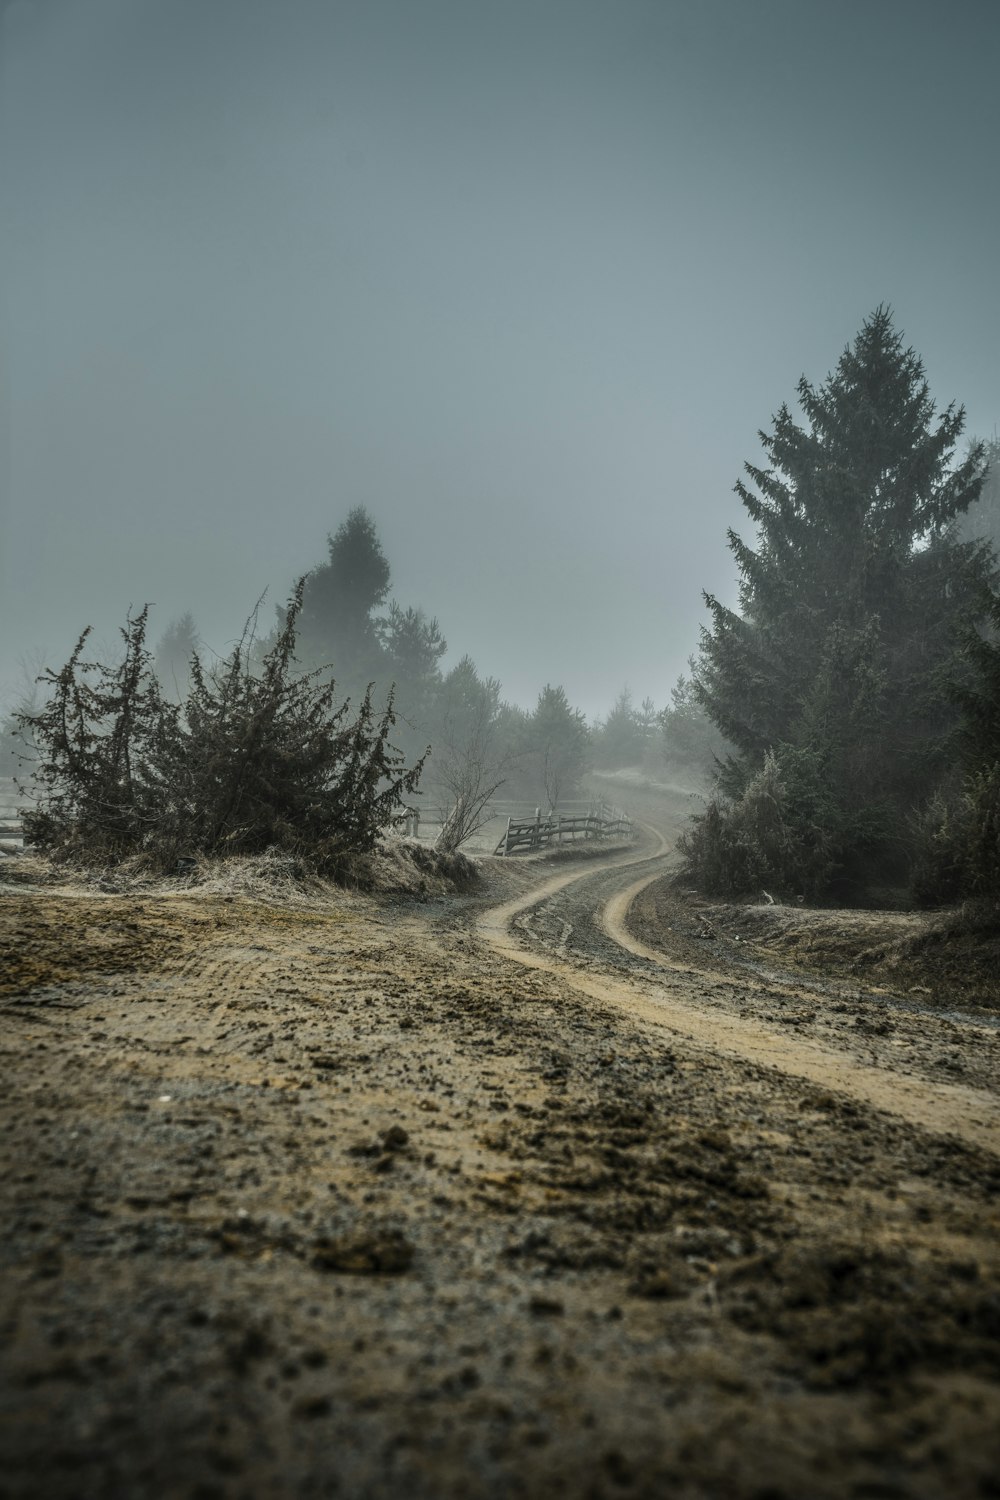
[
  {"left": 495, "top": 802, "right": 634, "bottom": 856},
  {"left": 0, "top": 778, "right": 28, "bottom": 854}
]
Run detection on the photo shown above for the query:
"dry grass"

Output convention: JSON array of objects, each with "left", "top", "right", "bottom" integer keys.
[{"left": 0, "top": 836, "right": 481, "bottom": 906}]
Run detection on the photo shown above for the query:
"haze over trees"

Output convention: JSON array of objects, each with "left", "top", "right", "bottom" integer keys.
[
  {"left": 154, "top": 613, "right": 201, "bottom": 703},
  {"left": 7, "top": 496, "right": 609, "bottom": 867},
  {"left": 278, "top": 507, "right": 391, "bottom": 694},
  {"left": 680, "top": 308, "right": 997, "bottom": 902},
  {"left": 10, "top": 307, "right": 997, "bottom": 891},
  {"left": 261, "top": 508, "right": 600, "bottom": 837},
  {"left": 525, "top": 685, "right": 590, "bottom": 813},
  {"left": 658, "top": 666, "right": 731, "bottom": 782},
  {"left": 954, "top": 435, "right": 1000, "bottom": 558}
]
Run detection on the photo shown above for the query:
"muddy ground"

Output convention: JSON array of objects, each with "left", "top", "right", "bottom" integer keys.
[{"left": 1, "top": 786, "right": 999, "bottom": 1499}]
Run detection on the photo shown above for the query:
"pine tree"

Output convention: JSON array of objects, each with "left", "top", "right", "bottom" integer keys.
[
  {"left": 378, "top": 603, "right": 447, "bottom": 760},
  {"left": 692, "top": 308, "right": 991, "bottom": 896},
  {"left": 154, "top": 612, "right": 201, "bottom": 702},
  {"left": 528, "top": 684, "right": 590, "bottom": 812},
  {"left": 593, "top": 687, "right": 639, "bottom": 769},
  {"left": 911, "top": 577, "right": 1000, "bottom": 904},
  {"left": 293, "top": 507, "right": 391, "bottom": 689},
  {"left": 954, "top": 436, "right": 1000, "bottom": 560},
  {"left": 660, "top": 663, "right": 729, "bottom": 778}
]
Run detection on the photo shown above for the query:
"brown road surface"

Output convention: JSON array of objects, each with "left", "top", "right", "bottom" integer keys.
[
  {"left": 2, "top": 809, "right": 999, "bottom": 1499},
  {"left": 479, "top": 820, "right": 1000, "bottom": 1157}
]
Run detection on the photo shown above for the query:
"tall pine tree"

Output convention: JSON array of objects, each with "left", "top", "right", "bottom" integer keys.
[
  {"left": 692, "top": 308, "right": 991, "bottom": 897},
  {"left": 293, "top": 507, "right": 391, "bottom": 691}
]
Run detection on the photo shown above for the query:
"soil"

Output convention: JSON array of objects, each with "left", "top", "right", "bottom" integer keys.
[{"left": 1, "top": 783, "right": 999, "bottom": 1499}]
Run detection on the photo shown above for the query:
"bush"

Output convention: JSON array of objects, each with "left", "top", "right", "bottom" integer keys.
[
  {"left": 19, "top": 584, "right": 425, "bottom": 877},
  {"left": 676, "top": 748, "right": 838, "bottom": 899},
  {"left": 911, "top": 763, "right": 1000, "bottom": 905}
]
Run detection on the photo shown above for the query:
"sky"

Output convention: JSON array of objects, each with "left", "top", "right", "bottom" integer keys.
[{"left": 2, "top": 0, "right": 998, "bottom": 721}]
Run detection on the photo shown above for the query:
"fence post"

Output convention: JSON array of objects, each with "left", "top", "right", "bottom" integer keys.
[{"left": 504, "top": 816, "right": 511, "bottom": 856}]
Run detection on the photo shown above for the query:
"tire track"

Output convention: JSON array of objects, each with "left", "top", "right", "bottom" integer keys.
[{"left": 476, "top": 824, "right": 1000, "bottom": 1159}]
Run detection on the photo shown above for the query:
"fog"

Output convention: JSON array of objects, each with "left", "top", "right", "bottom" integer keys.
[{"left": 2, "top": 0, "right": 998, "bottom": 721}]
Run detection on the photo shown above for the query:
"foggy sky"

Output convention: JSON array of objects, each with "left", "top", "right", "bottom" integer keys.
[{"left": 2, "top": 0, "right": 998, "bottom": 720}]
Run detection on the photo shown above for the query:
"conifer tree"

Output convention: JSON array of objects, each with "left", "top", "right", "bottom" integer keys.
[
  {"left": 293, "top": 507, "right": 391, "bottom": 689},
  {"left": 593, "top": 687, "right": 639, "bottom": 769},
  {"left": 19, "top": 586, "right": 425, "bottom": 874},
  {"left": 528, "top": 684, "right": 590, "bottom": 812},
  {"left": 691, "top": 308, "right": 991, "bottom": 896},
  {"left": 154, "top": 612, "right": 201, "bottom": 702},
  {"left": 378, "top": 603, "right": 447, "bottom": 760},
  {"left": 954, "top": 436, "right": 1000, "bottom": 560}
]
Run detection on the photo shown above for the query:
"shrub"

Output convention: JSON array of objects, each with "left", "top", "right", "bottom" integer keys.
[
  {"left": 20, "top": 607, "right": 167, "bottom": 862},
  {"left": 911, "top": 763, "right": 1000, "bottom": 905},
  {"left": 676, "top": 748, "right": 838, "bottom": 899},
  {"left": 19, "top": 583, "right": 425, "bottom": 877}
]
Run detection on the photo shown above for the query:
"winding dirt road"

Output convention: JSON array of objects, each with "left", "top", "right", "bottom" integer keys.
[{"left": 478, "top": 818, "right": 1000, "bottom": 1158}]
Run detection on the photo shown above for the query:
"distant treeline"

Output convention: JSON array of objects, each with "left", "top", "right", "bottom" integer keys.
[
  {"left": 115, "top": 506, "right": 724, "bottom": 846},
  {"left": 2, "top": 504, "right": 721, "bottom": 870}
]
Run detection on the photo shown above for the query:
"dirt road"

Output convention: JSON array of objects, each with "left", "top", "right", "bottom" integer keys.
[
  {"left": 480, "top": 820, "right": 1000, "bottom": 1156},
  {"left": 2, "top": 791, "right": 999, "bottom": 1498}
]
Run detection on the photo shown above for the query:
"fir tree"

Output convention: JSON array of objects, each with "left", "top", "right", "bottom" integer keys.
[
  {"left": 154, "top": 612, "right": 201, "bottom": 702},
  {"left": 528, "top": 685, "right": 590, "bottom": 812},
  {"left": 293, "top": 507, "right": 391, "bottom": 689},
  {"left": 954, "top": 436, "right": 1000, "bottom": 561},
  {"left": 593, "top": 687, "right": 639, "bottom": 769},
  {"left": 692, "top": 308, "right": 991, "bottom": 896},
  {"left": 378, "top": 603, "right": 447, "bottom": 761}
]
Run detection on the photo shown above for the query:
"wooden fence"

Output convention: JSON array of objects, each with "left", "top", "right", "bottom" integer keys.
[
  {"left": 0, "top": 778, "right": 27, "bottom": 855},
  {"left": 494, "top": 802, "right": 633, "bottom": 856}
]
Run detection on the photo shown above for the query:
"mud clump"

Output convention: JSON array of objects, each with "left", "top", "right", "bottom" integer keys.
[
  {"left": 723, "top": 1242, "right": 1000, "bottom": 1390},
  {"left": 312, "top": 1227, "right": 415, "bottom": 1274}
]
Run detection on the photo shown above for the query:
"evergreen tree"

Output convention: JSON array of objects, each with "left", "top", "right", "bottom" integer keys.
[
  {"left": 154, "top": 612, "right": 201, "bottom": 702},
  {"left": 378, "top": 603, "right": 447, "bottom": 760},
  {"left": 294, "top": 507, "right": 391, "bottom": 689},
  {"left": 593, "top": 687, "right": 640, "bottom": 769},
  {"left": 380, "top": 604, "right": 447, "bottom": 685},
  {"left": 954, "top": 435, "right": 1000, "bottom": 560},
  {"left": 956, "top": 583, "right": 1000, "bottom": 767},
  {"left": 691, "top": 308, "right": 991, "bottom": 896},
  {"left": 660, "top": 663, "right": 729, "bottom": 779},
  {"left": 528, "top": 684, "right": 590, "bottom": 812}
]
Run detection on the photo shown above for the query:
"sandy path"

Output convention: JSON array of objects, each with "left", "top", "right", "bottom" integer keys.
[{"left": 478, "top": 827, "right": 1000, "bottom": 1158}]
